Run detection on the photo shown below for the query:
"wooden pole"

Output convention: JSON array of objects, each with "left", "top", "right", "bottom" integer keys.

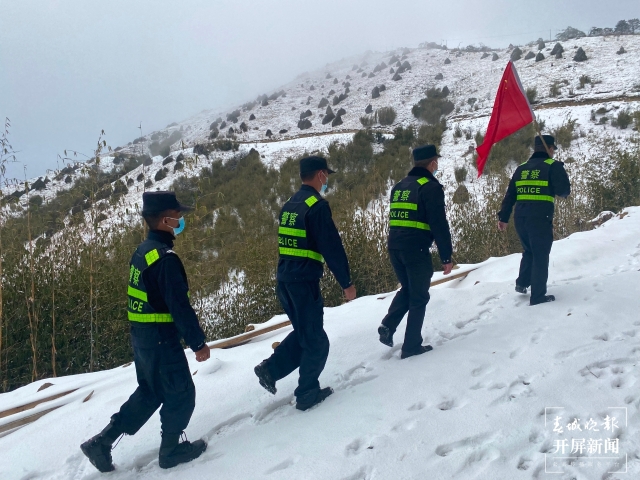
[{"left": 533, "top": 117, "right": 553, "bottom": 158}]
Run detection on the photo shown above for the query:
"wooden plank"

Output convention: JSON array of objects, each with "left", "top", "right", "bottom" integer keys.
[
  {"left": 0, "top": 405, "right": 62, "bottom": 435},
  {"left": 0, "top": 388, "right": 79, "bottom": 420},
  {"left": 209, "top": 321, "right": 292, "bottom": 350},
  {"left": 430, "top": 268, "right": 478, "bottom": 287},
  {"left": 208, "top": 267, "right": 478, "bottom": 350}
]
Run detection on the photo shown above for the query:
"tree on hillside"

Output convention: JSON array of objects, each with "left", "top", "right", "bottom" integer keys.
[
  {"left": 556, "top": 26, "right": 586, "bottom": 41},
  {"left": 589, "top": 27, "right": 604, "bottom": 37},
  {"left": 615, "top": 20, "right": 631, "bottom": 34},
  {"left": 628, "top": 19, "right": 640, "bottom": 34}
]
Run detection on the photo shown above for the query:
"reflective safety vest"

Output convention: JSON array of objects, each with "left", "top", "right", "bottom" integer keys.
[
  {"left": 127, "top": 239, "right": 175, "bottom": 323},
  {"left": 277, "top": 190, "right": 325, "bottom": 263},
  {"left": 515, "top": 159, "right": 555, "bottom": 203},
  {"left": 389, "top": 176, "right": 431, "bottom": 231}
]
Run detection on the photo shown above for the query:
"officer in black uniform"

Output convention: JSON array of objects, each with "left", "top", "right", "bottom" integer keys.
[
  {"left": 498, "top": 135, "right": 571, "bottom": 305},
  {"left": 254, "top": 156, "right": 356, "bottom": 411},
  {"left": 378, "top": 145, "right": 453, "bottom": 359},
  {"left": 81, "top": 191, "right": 211, "bottom": 472}
]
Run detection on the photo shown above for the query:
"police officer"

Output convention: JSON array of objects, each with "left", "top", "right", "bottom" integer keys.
[
  {"left": 81, "top": 191, "right": 211, "bottom": 472},
  {"left": 378, "top": 145, "right": 453, "bottom": 359},
  {"left": 497, "top": 135, "right": 571, "bottom": 305},
  {"left": 254, "top": 156, "right": 356, "bottom": 411}
]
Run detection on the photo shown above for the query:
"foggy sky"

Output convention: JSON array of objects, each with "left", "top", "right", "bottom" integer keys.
[{"left": 1, "top": 0, "right": 637, "bottom": 181}]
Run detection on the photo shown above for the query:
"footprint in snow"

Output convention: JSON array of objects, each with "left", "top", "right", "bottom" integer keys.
[
  {"left": 253, "top": 395, "right": 296, "bottom": 424},
  {"left": 264, "top": 456, "right": 299, "bottom": 475},
  {"left": 335, "top": 363, "right": 378, "bottom": 390},
  {"left": 205, "top": 412, "right": 253, "bottom": 438},
  {"left": 408, "top": 401, "right": 425, "bottom": 411},
  {"left": 434, "top": 432, "right": 499, "bottom": 457}
]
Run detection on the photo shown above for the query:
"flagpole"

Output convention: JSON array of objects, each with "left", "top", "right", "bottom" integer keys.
[{"left": 532, "top": 117, "right": 553, "bottom": 158}]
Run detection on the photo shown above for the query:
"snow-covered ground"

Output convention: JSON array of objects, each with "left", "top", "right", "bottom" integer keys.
[{"left": 1, "top": 207, "right": 639, "bottom": 479}]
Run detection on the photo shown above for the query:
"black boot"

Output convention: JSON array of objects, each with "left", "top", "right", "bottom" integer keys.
[
  {"left": 80, "top": 420, "right": 123, "bottom": 473},
  {"left": 515, "top": 284, "right": 528, "bottom": 294},
  {"left": 378, "top": 325, "right": 394, "bottom": 347},
  {"left": 158, "top": 432, "right": 207, "bottom": 469},
  {"left": 296, "top": 387, "right": 334, "bottom": 411},
  {"left": 401, "top": 345, "right": 433, "bottom": 359},
  {"left": 530, "top": 295, "right": 555, "bottom": 306},
  {"left": 254, "top": 360, "right": 277, "bottom": 395}
]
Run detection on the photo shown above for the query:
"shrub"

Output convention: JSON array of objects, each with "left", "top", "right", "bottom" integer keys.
[
  {"left": 162, "top": 156, "right": 174, "bottom": 165},
  {"left": 578, "top": 75, "right": 591, "bottom": 89},
  {"left": 332, "top": 115, "right": 343, "bottom": 127},
  {"left": 159, "top": 145, "right": 171, "bottom": 158},
  {"left": 297, "top": 119, "right": 312, "bottom": 130},
  {"left": 360, "top": 114, "right": 376, "bottom": 127},
  {"left": 444, "top": 58, "right": 451, "bottom": 64},
  {"left": 365, "top": 104, "right": 373, "bottom": 114},
  {"left": 212, "top": 139, "right": 239, "bottom": 151},
  {"left": 535, "top": 52, "right": 545, "bottom": 62},
  {"left": 553, "top": 118, "right": 577, "bottom": 147},
  {"left": 549, "top": 81, "right": 562, "bottom": 97},
  {"left": 300, "top": 109, "right": 312, "bottom": 120},
  {"left": 454, "top": 166, "right": 468, "bottom": 183},
  {"left": 617, "top": 47, "right": 626, "bottom": 55},
  {"left": 616, "top": 111, "right": 632, "bottom": 129},
  {"left": 145, "top": 179, "right": 153, "bottom": 188},
  {"left": 538, "top": 40, "right": 546, "bottom": 50},
  {"left": 136, "top": 173, "right": 144, "bottom": 182},
  {"left": 174, "top": 161, "right": 184, "bottom": 172},
  {"left": 411, "top": 87, "right": 454, "bottom": 124},
  {"left": 452, "top": 184, "right": 470, "bottom": 204},
  {"left": 318, "top": 98, "right": 329, "bottom": 108},
  {"left": 372, "top": 86, "right": 380, "bottom": 99},
  {"left": 29, "top": 195, "right": 43, "bottom": 207},
  {"left": 526, "top": 87, "right": 538, "bottom": 104},
  {"left": 550, "top": 43, "right": 564, "bottom": 56},
  {"left": 524, "top": 51, "right": 535, "bottom": 60},
  {"left": 573, "top": 47, "right": 588, "bottom": 62},
  {"left": 435, "top": 73, "right": 443, "bottom": 80},
  {"left": 510, "top": 47, "right": 523, "bottom": 61},
  {"left": 492, "top": 53, "right": 499, "bottom": 61},
  {"left": 556, "top": 26, "right": 586, "bottom": 41},
  {"left": 279, "top": 129, "right": 288, "bottom": 134},
  {"left": 377, "top": 107, "right": 396, "bottom": 126},
  {"left": 154, "top": 169, "right": 167, "bottom": 181}
]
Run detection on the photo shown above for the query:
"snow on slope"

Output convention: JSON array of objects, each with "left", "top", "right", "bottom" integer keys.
[
  {"left": 1, "top": 208, "right": 639, "bottom": 480},
  {"left": 4, "top": 35, "right": 640, "bottom": 233}
]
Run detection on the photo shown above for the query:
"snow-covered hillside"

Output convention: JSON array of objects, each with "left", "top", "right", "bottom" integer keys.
[
  {"left": 5, "top": 35, "right": 640, "bottom": 214},
  {"left": 1, "top": 207, "right": 638, "bottom": 479}
]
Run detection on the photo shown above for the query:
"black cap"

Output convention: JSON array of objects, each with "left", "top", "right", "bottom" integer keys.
[
  {"left": 300, "top": 156, "right": 335, "bottom": 175},
  {"left": 141, "top": 191, "right": 193, "bottom": 215},
  {"left": 412, "top": 144, "right": 441, "bottom": 162},
  {"left": 534, "top": 135, "right": 557, "bottom": 149}
]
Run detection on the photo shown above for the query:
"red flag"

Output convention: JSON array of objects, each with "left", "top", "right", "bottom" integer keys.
[{"left": 475, "top": 61, "right": 534, "bottom": 177}]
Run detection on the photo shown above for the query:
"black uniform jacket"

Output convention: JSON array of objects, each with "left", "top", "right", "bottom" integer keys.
[
  {"left": 498, "top": 152, "right": 571, "bottom": 223},
  {"left": 276, "top": 185, "right": 352, "bottom": 289},
  {"left": 388, "top": 167, "right": 453, "bottom": 265},
  {"left": 139, "top": 230, "right": 206, "bottom": 352}
]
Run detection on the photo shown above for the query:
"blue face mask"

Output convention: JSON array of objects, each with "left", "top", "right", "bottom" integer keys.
[
  {"left": 170, "top": 216, "right": 185, "bottom": 236},
  {"left": 320, "top": 172, "right": 328, "bottom": 194}
]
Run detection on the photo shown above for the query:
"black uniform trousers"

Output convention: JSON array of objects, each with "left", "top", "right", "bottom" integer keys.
[
  {"left": 266, "top": 281, "right": 329, "bottom": 404},
  {"left": 514, "top": 216, "right": 554, "bottom": 303},
  {"left": 111, "top": 324, "right": 196, "bottom": 435},
  {"left": 382, "top": 248, "right": 434, "bottom": 352}
]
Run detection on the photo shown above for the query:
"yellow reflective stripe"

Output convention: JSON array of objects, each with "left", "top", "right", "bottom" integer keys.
[
  {"left": 516, "top": 195, "right": 555, "bottom": 202},
  {"left": 278, "top": 227, "right": 307, "bottom": 237},
  {"left": 145, "top": 249, "right": 160, "bottom": 266},
  {"left": 515, "top": 180, "right": 549, "bottom": 187},
  {"left": 390, "top": 202, "right": 418, "bottom": 210},
  {"left": 305, "top": 196, "right": 319, "bottom": 207},
  {"left": 389, "top": 220, "right": 430, "bottom": 230},
  {"left": 544, "top": 159, "right": 555, "bottom": 165},
  {"left": 128, "top": 312, "right": 173, "bottom": 323},
  {"left": 279, "top": 247, "right": 325, "bottom": 263},
  {"left": 417, "top": 177, "right": 429, "bottom": 185},
  {"left": 127, "top": 286, "right": 148, "bottom": 302}
]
